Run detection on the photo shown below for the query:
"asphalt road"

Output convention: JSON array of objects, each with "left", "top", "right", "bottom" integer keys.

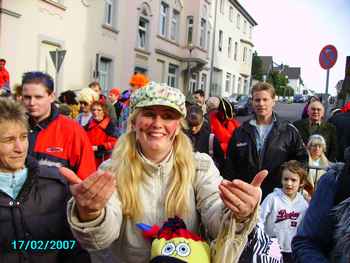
[{"left": 236, "top": 102, "right": 306, "bottom": 124}]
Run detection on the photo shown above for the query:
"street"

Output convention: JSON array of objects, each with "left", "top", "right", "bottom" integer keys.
[{"left": 237, "top": 102, "right": 305, "bottom": 123}]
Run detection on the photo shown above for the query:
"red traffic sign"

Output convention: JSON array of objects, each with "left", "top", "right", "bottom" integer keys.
[{"left": 319, "top": 45, "right": 337, "bottom": 70}]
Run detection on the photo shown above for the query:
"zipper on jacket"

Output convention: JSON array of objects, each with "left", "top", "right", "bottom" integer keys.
[{"left": 243, "top": 125, "right": 261, "bottom": 170}]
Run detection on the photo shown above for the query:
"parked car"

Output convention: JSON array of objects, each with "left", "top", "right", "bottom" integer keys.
[
  {"left": 233, "top": 95, "right": 253, "bottom": 115},
  {"left": 227, "top": 94, "right": 240, "bottom": 104},
  {"left": 293, "top": 94, "right": 307, "bottom": 103}
]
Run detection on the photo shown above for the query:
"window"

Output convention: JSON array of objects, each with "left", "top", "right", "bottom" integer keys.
[
  {"left": 228, "top": 37, "right": 232, "bottom": 57},
  {"left": 187, "top": 16, "right": 194, "bottom": 45},
  {"left": 138, "top": 17, "right": 149, "bottom": 49},
  {"left": 234, "top": 42, "right": 238, "bottom": 60},
  {"left": 229, "top": 6, "right": 234, "bottom": 22},
  {"left": 220, "top": 0, "right": 225, "bottom": 14},
  {"left": 104, "top": 0, "right": 114, "bottom": 26},
  {"left": 134, "top": 66, "right": 148, "bottom": 74},
  {"left": 190, "top": 73, "right": 197, "bottom": 92},
  {"left": 218, "top": 30, "right": 223, "bottom": 51},
  {"left": 248, "top": 49, "right": 252, "bottom": 63},
  {"left": 200, "top": 18, "right": 207, "bottom": 49},
  {"left": 200, "top": 73, "right": 207, "bottom": 91},
  {"left": 170, "top": 10, "right": 179, "bottom": 41},
  {"left": 243, "top": 47, "right": 247, "bottom": 62},
  {"left": 99, "top": 58, "right": 112, "bottom": 95},
  {"left": 243, "top": 20, "right": 247, "bottom": 34},
  {"left": 160, "top": 2, "right": 169, "bottom": 37},
  {"left": 168, "top": 64, "right": 178, "bottom": 88},
  {"left": 225, "top": 73, "right": 231, "bottom": 93},
  {"left": 249, "top": 26, "right": 252, "bottom": 39},
  {"left": 236, "top": 13, "right": 241, "bottom": 29},
  {"left": 232, "top": 74, "right": 236, "bottom": 93}
]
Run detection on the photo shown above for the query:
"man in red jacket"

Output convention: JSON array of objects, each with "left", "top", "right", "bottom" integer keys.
[
  {"left": 22, "top": 71, "right": 96, "bottom": 179},
  {"left": 0, "top": 59, "right": 10, "bottom": 96}
]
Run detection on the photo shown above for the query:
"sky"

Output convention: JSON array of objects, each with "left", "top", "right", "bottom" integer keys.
[{"left": 241, "top": 0, "right": 350, "bottom": 95}]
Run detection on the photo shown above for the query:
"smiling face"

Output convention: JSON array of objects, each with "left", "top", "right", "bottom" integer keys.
[
  {"left": 133, "top": 106, "right": 181, "bottom": 161},
  {"left": 281, "top": 169, "right": 301, "bottom": 199},
  {"left": 252, "top": 90, "right": 275, "bottom": 119},
  {"left": 22, "top": 83, "right": 54, "bottom": 122},
  {"left": 0, "top": 121, "right": 28, "bottom": 173}
]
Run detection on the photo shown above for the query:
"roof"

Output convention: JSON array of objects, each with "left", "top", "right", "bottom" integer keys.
[
  {"left": 230, "top": 0, "right": 258, "bottom": 26},
  {"left": 283, "top": 66, "right": 301, "bottom": 79},
  {"left": 259, "top": 56, "right": 273, "bottom": 74}
]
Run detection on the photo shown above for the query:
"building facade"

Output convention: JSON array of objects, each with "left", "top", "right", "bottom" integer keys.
[{"left": 0, "top": 0, "right": 256, "bottom": 97}]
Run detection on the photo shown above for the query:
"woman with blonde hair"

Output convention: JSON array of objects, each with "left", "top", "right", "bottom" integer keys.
[
  {"left": 307, "top": 134, "right": 330, "bottom": 189},
  {"left": 61, "top": 82, "right": 267, "bottom": 263}
]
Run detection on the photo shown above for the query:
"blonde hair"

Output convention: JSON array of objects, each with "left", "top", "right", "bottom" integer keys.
[
  {"left": 107, "top": 109, "right": 196, "bottom": 220},
  {"left": 77, "top": 88, "right": 99, "bottom": 104},
  {"left": 251, "top": 82, "right": 276, "bottom": 99}
]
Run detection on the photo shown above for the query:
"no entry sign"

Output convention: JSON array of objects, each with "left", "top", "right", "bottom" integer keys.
[{"left": 319, "top": 45, "right": 338, "bottom": 70}]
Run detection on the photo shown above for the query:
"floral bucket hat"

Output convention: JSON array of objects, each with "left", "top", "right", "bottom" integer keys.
[{"left": 130, "top": 82, "right": 187, "bottom": 117}]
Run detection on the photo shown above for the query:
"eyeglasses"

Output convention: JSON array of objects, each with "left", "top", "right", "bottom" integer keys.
[{"left": 79, "top": 101, "right": 88, "bottom": 106}]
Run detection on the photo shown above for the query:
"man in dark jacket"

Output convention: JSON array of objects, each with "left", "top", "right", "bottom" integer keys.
[
  {"left": 292, "top": 147, "right": 350, "bottom": 263},
  {"left": 0, "top": 98, "right": 90, "bottom": 263},
  {"left": 294, "top": 100, "right": 337, "bottom": 161},
  {"left": 21, "top": 71, "right": 96, "bottom": 179},
  {"left": 328, "top": 109, "right": 350, "bottom": 162},
  {"left": 224, "top": 82, "right": 307, "bottom": 200}
]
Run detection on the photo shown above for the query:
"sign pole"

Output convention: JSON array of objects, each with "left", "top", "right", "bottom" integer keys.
[
  {"left": 325, "top": 69, "right": 330, "bottom": 117},
  {"left": 55, "top": 49, "right": 59, "bottom": 96},
  {"left": 319, "top": 44, "right": 338, "bottom": 118}
]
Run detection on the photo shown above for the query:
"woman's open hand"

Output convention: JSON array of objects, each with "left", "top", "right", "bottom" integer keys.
[
  {"left": 219, "top": 170, "right": 268, "bottom": 220},
  {"left": 59, "top": 167, "right": 116, "bottom": 222}
]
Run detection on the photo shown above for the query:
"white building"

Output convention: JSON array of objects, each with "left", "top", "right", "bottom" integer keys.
[
  {"left": 0, "top": 0, "right": 256, "bottom": 97},
  {"left": 210, "top": 0, "right": 257, "bottom": 97}
]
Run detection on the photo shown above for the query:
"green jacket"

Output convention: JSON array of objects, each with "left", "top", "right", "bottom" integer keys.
[{"left": 293, "top": 118, "right": 338, "bottom": 161}]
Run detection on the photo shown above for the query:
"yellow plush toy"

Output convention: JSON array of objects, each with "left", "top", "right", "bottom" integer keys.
[{"left": 137, "top": 217, "right": 210, "bottom": 263}]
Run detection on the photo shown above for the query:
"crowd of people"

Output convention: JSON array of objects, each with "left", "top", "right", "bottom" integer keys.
[{"left": 0, "top": 65, "right": 349, "bottom": 263}]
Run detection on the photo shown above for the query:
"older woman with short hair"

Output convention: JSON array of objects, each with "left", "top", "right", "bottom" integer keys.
[
  {"left": 307, "top": 134, "right": 330, "bottom": 189},
  {"left": 0, "top": 98, "right": 90, "bottom": 263}
]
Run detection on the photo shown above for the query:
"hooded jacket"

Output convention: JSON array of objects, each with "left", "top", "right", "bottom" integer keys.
[
  {"left": 0, "top": 157, "right": 90, "bottom": 263},
  {"left": 224, "top": 113, "right": 308, "bottom": 200},
  {"left": 259, "top": 188, "right": 308, "bottom": 252}
]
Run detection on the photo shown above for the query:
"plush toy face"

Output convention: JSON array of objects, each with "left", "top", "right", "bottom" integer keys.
[{"left": 151, "top": 237, "right": 210, "bottom": 263}]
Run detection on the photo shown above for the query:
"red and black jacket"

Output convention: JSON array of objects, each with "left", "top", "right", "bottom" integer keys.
[{"left": 28, "top": 104, "right": 96, "bottom": 179}]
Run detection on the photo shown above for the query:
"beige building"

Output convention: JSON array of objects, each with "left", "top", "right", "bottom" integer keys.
[{"left": 0, "top": 0, "right": 256, "bottom": 97}]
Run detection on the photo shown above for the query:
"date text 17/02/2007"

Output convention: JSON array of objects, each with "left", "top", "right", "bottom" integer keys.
[{"left": 11, "top": 240, "right": 77, "bottom": 251}]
